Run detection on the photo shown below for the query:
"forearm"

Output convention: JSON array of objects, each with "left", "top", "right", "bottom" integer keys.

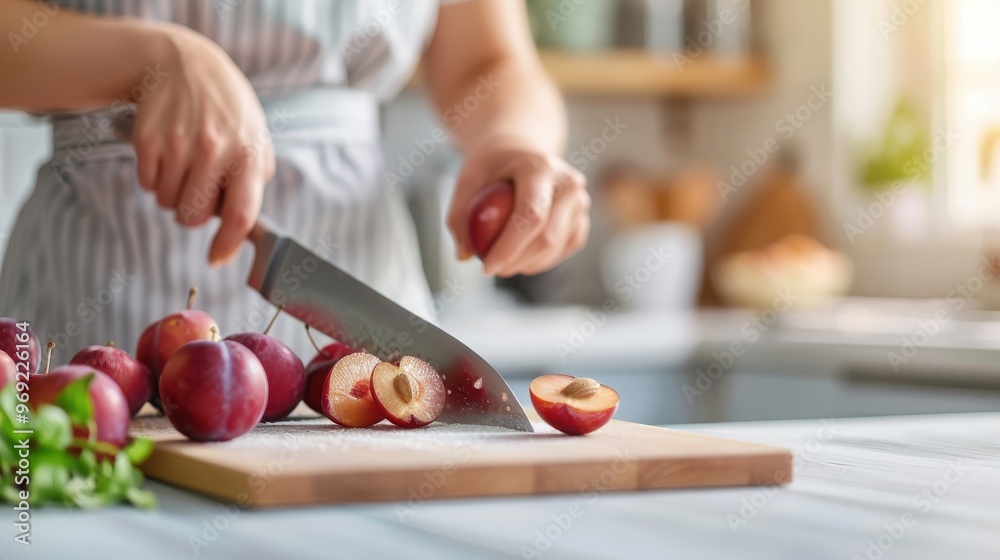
[
  {"left": 0, "top": 0, "right": 171, "bottom": 111},
  {"left": 432, "top": 56, "right": 566, "bottom": 156}
]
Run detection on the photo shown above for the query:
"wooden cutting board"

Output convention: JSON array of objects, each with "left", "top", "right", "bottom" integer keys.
[{"left": 132, "top": 414, "right": 792, "bottom": 507}]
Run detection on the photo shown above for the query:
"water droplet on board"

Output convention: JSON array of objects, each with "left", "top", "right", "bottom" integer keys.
[
  {"left": 473, "top": 377, "right": 483, "bottom": 390},
  {"left": 501, "top": 392, "right": 508, "bottom": 402},
  {"left": 506, "top": 406, "right": 511, "bottom": 411}
]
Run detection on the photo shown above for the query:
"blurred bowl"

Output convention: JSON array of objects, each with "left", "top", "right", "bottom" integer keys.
[
  {"left": 713, "top": 235, "right": 853, "bottom": 309},
  {"left": 601, "top": 223, "right": 703, "bottom": 311}
]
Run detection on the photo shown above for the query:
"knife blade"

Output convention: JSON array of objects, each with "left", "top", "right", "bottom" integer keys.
[{"left": 246, "top": 220, "right": 534, "bottom": 432}]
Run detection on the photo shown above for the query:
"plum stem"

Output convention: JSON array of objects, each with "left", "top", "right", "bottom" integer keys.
[
  {"left": 263, "top": 305, "right": 284, "bottom": 336},
  {"left": 210, "top": 326, "right": 219, "bottom": 342},
  {"left": 561, "top": 378, "right": 601, "bottom": 400},
  {"left": 305, "top": 324, "right": 323, "bottom": 354},
  {"left": 44, "top": 341, "right": 55, "bottom": 375},
  {"left": 393, "top": 372, "right": 414, "bottom": 403},
  {"left": 107, "top": 340, "right": 116, "bottom": 348},
  {"left": 186, "top": 287, "right": 198, "bottom": 310}
]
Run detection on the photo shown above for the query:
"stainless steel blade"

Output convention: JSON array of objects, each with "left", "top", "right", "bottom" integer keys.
[{"left": 247, "top": 220, "right": 534, "bottom": 432}]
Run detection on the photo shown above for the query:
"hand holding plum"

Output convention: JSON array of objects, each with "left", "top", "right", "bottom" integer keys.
[{"left": 448, "top": 140, "right": 591, "bottom": 277}]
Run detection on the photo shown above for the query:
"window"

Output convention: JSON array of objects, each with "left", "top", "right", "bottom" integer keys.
[{"left": 944, "top": 0, "right": 1000, "bottom": 228}]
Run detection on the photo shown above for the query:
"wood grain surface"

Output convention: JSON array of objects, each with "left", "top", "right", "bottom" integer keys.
[{"left": 132, "top": 415, "right": 792, "bottom": 507}]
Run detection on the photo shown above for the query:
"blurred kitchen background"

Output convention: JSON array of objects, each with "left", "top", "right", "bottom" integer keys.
[{"left": 4, "top": 0, "right": 1000, "bottom": 426}]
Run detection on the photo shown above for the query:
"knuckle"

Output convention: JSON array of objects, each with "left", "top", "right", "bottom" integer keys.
[
  {"left": 539, "top": 229, "right": 560, "bottom": 249},
  {"left": 224, "top": 207, "right": 255, "bottom": 231},
  {"left": 196, "top": 130, "right": 223, "bottom": 157},
  {"left": 167, "top": 130, "right": 188, "bottom": 151}
]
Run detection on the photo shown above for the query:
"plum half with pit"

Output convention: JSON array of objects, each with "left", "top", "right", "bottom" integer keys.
[
  {"left": 70, "top": 341, "right": 153, "bottom": 417},
  {"left": 530, "top": 374, "right": 619, "bottom": 435},
  {"left": 225, "top": 307, "right": 305, "bottom": 422},
  {"left": 159, "top": 329, "right": 268, "bottom": 442},
  {"left": 370, "top": 356, "right": 446, "bottom": 429}
]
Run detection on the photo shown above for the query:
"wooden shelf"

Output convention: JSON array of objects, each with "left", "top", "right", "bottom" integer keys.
[{"left": 409, "top": 49, "right": 770, "bottom": 98}]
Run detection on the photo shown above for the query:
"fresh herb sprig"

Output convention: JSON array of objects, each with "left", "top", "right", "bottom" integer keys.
[{"left": 0, "top": 375, "right": 156, "bottom": 508}]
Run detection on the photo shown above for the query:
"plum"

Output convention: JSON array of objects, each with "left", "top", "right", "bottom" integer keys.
[
  {"left": 137, "top": 287, "right": 218, "bottom": 408},
  {"left": 370, "top": 356, "right": 446, "bottom": 429},
  {"left": 321, "top": 352, "right": 384, "bottom": 428},
  {"left": 225, "top": 307, "right": 305, "bottom": 422},
  {"left": 70, "top": 341, "right": 153, "bottom": 417},
  {"left": 468, "top": 181, "right": 514, "bottom": 259},
  {"left": 30, "top": 365, "right": 131, "bottom": 450},
  {"left": 0, "top": 350, "right": 15, "bottom": 392},
  {"left": 159, "top": 329, "right": 268, "bottom": 442},
  {"left": 0, "top": 318, "right": 40, "bottom": 374},
  {"left": 302, "top": 325, "right": 355, "bottom": 414},
  {"left": 529, "top": 374, "right": 619, "bottom": 435}
]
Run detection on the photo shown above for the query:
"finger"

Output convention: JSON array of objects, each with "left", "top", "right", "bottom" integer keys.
[
  {"left": 154, "top": 136, "right": 191, "bottom": 209},
  {"left": 209, "top": 164, "right": 264, "bottom": 266},
  {"left": 133, "top": 135, "right": 161, "bottom": 191},
  {"left": 503, "top": 187, "right": 581, "bottom": 277},
  {"left": 446, "top": 167, "right": 488, "bottom": 261},
  {"left": 482, "top": 165, "right": 555, "bottom": 275},
  {"left": 176, "top": 158, "right": 224, "bottom": 228}
]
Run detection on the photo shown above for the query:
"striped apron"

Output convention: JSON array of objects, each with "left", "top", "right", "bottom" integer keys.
[{"left": 0, "top": 0, "right": 439, "bottom": 360}]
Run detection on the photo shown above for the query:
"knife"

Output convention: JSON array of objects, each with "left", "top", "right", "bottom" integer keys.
[{"left": 246, "top": 219, "right": 534, "bottom": 432}]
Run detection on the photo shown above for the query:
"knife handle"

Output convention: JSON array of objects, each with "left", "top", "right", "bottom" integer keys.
[{"left": 248, "top": 220, "right": 272, "bottom": 247}]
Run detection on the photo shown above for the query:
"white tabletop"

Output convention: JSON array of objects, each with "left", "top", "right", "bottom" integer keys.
[{"left": 12, "top": 412, "right": 1000, "bottom": 559}]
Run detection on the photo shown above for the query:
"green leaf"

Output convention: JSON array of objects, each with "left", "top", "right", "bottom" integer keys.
[
  {"left": 30, "top": 450, "right": 73, "bottom": 503},
  {"left": 0, "top": 383, "right": 17, "bottom": 423},
  {"left": 123, "top": 438, "right": 154, "bottom": 465},
  {"left": 55, "top": 374, "right": 95, "bottom": 426},
  {"left": 34, "top": 405, "right": 72, "bottom": 450},
  {"left": 125, "top": 486, "right": 157, "bottom": 509}
]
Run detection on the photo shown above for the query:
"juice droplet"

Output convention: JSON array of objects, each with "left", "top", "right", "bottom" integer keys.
[
  {"left": 447, "top": 389, "right": 452, "bottom": 395},
  {"left": 501, "top": 392, "right": 508, "bottom": 402},
  {"left": 505, "top": 406, "right": 511, "bottom": 411},
  {"left": 473, "top": 377, "right": 483, "bottom": 390}
]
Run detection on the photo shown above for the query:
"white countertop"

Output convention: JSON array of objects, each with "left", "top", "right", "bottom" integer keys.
[
  {"left": 18, "top": 412, "right": 1000, "bottom": 559},
  {"left": 441, "top": 297, "right": 1000, "bottom": 381}
]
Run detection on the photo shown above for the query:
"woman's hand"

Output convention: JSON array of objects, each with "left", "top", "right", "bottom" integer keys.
[
  {"left": 133, "top": 26, "right": 275, "bottom": 266},
  {"left": 448, "top": 138, "right": 590, "bottom": 277}
]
